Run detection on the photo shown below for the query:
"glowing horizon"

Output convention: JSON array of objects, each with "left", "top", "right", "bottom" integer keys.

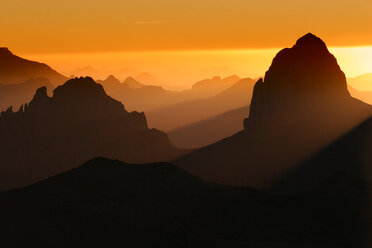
[{"left": 20, "top": 45, "right": 372, "bottom": 90}]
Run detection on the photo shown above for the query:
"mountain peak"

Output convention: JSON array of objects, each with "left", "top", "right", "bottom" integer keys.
[
  {"left": 293, "top": 33, "right": 328, "bottom": 52},
  {"left": 106, "top": 75, "right": 119, "bottom": 81},
  {"left": 29, "top": 86, "right": 50, "bottom": 108},
  {"left": 0, "top": 47, "right": 13, "bottom": 56},
  {"left": 53, "top": 77, "right": 107, "bottom": 101},
  {"left": 247, "top": 33, "right": 351, "bottom": 124}
]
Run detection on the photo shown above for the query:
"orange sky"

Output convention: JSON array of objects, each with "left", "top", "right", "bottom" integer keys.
[
  {"left": 1, "top": 0, "right": 372, "bottom": 53},
  {"left": 2, "top": 0, "right": 372, "bottom": 89}
]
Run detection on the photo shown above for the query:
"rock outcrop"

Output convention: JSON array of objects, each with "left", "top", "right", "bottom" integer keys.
[
  {"left": 0, "top": 77, "right": 184, "bottom": 190},
  {"left": 175, "top": 33, "right": 372, "bottom": 188},
  {"left": 0, "top": 47, "right": 67, "bottom": 85}
]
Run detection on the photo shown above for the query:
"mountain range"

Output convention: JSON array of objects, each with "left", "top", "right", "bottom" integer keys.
[
  {"left": 0, "top": 77, "right": 185, "bottom": 190},
  {"left": 175, "top": 33, "right": 372, "bottom": 188},
  {"left": 0, "top": 77, "right": 54, "bottom": 111},
  {"left": 348, "top": 73, "right": 372, "bottom": 92},
  {"left": 146, "top": 78, "right": 254, "bottom": 133},
  {"left": 168, "top": 106, "right": 249, "bottom": 148},
  {"left": 0, "top": 33, "right": 372, "bottom": 247}
]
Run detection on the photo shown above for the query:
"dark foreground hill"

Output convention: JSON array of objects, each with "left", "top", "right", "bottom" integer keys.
[
  {"left": 0, "top": 157, "right": 369, "bottom": 248},
  {"left": 0, "top": 77, "right": 185, "bottom": 190}
]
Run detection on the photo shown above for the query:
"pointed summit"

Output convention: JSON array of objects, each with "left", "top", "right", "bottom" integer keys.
[
  {"left": 124, "top": 77, "right": 146, "bottom": 89},
  {"left": 0, "top": 47, "right": 12, "bottom": 56},
  {"left": 32, "top": 86, "right": 48, "bottom": 101},
  {"left": 248, "top": 33, "right": 350, "bottom": 124},
  {"left": 294, "top": 33, "right": 328, "bottom": 51},
  {"left": 106, "top": 75, "right": 120, "bottom": 82}
]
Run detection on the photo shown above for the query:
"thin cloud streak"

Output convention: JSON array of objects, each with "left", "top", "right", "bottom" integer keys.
[{"left": 135, "top": 20, "right": 168, "bottom": 25}]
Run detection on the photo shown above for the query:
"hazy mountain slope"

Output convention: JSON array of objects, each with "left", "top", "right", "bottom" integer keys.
[
  {"left": 98, "top": 75, "right": 195, "bottom": 112},
  {"left": 0, "top": 77, "right": 54, "bottom": 111},
  {"left": 348, "top": 73, "right": 372, "bottom": 92},
  {"left": 188, "top": 75, "right": 242, "bottom": 98},
  {"left": 270, "top": 115, "right": 372, "bottom": 193},
  {"left": 348, "top": 84, "right": 372, "bottom": 105},
  {"left": 147, "top": 78, "right": 254, "bottom": 132},
  {"left": 0, "top": 48, "right": 68, "bottom": 86},
  {"left": 168, "top": 106, "right": 249, "bottom": 148},
  {"left": 72, "top": 66, "right": 138, "bottom": 81},
  {"left": 0, "top": 77, "right": 185, "bottom": 190}
]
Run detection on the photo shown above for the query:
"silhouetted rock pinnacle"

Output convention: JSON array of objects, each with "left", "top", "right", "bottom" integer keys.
[
  {"left": 176, "top": 34, "right": 372, "bottom": 189},
  {"left": 246, "top": 33, "right": 350, "bottom": 126},
  {"left": 0, "top": 77, "right": 185, "bottom": 190},
  {"left": 0, "top": 47, "right": 12, "bottom": 56},
  {"left": 0, "top": 77, "right": 54, "bottom": 111}
]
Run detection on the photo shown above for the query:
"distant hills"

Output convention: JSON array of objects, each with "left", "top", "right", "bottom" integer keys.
[
  {"left": 97, "top": 74, "right": 251, "bottom": 147},
  {"left": 175, "top": 33, "right": 372, "bottom": 188},
  {"left": 0, "top": 77, "right": 54, "bottom": 111},
  {"left": 0, "top": 48, "right": 68, "bottom": 86},
  {"left": 168, "top": 106, "right": 249, "bottom": 148},
  {"left": 147, "top": 78, "right": 254, "bottom": 132},
  {"left": 0, "top": 46, "right": 252, "bottom": 149},
  {"left": 348, "top": 85, "right": 372, "bottom": 105},
  {"left": 0, "top": 77, "right": 185, "bottom": 190},
  {"left": 0, "top": 157, "right": 368, "bottom": 247},
  {"left": 188, "top": 75, "right": 242, "bottom": 98},
  {"left": 348, "top": 73, "right": 372, "bottom": 92},
  {"left": 99, "top": 74, "right": 244, "bottom": 113},
  {"left": 72, "top": 66, "right": 138, "bottom": 81}
]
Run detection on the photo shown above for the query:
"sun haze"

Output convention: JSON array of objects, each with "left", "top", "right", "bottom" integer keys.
[
  {"left": 2, "top": 0, "right": 372, "bottom": 53},
  {"left": 1, "top": 0, "right": 372, "bottom": 89}
]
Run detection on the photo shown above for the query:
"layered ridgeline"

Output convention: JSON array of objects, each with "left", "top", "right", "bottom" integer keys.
[
  {"left": 0, "top": 48, "right": 67, "bottom": 86},
  {"left": 98, "top": 74, "right": 243, "bottom": 113},
  {"left": 99, "top": 75, "right": 252, "bottom": 148},
  {"left": 0, "top": 77, "right": 54, "bottom": 111},
  {"left": 0, "top": 77, "right": 184, "bottom": 190},
  {"left": 175, "top": 33, "right": 372, "bottom": 188},
  {"left": 0, "top": 157, "right": 368, "bottom": 247}
]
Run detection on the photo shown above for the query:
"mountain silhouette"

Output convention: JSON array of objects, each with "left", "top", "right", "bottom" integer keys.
[
  {"left": 72, "top": 66, "right": 138, "bottom": 81},
  {"left": 348, "top": 85, "right": 372, "bottom": 105},
  {"left": 0, "top": 77, "right": 185, "bottom": 190},
  {"left": 0, "top": 48, "right": 68, "bottom": 85},
  {"left": 0, "top": 157, "right": 368, "bottom": 247},
  {"left": 0, "top": 77, "right": 54, "bottom": 111},
  {"left": 134, "top": 72, "right": 164, "bottom": 87},
  {"left": 175, "top": 33, "right": 372, "bottom": 188},
  {"left": 98, "top": 75, "right": 192, "bottom": 112},
  {"left": 147, "top": 78, "right": 255, "bottom": 133},
  {"left": 99, "top": 74, "right": 242, "bottom": 114},
  {"left": 168, "top": 106, "right": 249, "bottom": 148},
  {"left": 125, "top": 76, "right": 147, "bottom": 89},
  {"left": 189, "top": 75, "right": 242, "bottom": 98},
  {"left": 348, "top": 73, "right": 372, "bottom": 92}
]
